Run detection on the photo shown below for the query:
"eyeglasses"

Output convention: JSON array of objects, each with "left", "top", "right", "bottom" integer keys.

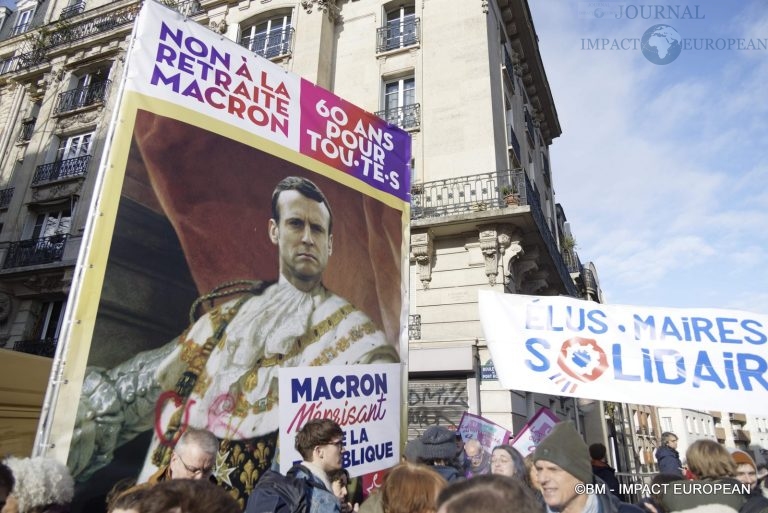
[
  {"left": 175, "top": 452, "right": 214, "bottom": 476},
  {"left": 327, "top": 440, "right": 344, "bottom": 449}
]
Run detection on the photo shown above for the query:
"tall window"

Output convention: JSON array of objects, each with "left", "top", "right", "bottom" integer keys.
[
  {"left": 12, "top": 8, "right": 34, "bottom": 35},
  {"left": 382, "top": 5, "right": 417, "bottom": 51},
  {"left": 381, "top": 76, "right": 419, "bottom": 129},
  {"left": 241, "top": 14, "right": 292, "bottom": 59},
  {"left": 29, "top": 207, "right": 73, "bottom": 239},
  {"left": 57, "top": 132, "right": 93, "bottom": 161},
  {"left": 0, "top": 55, "right": 14, "bottom": 75},
  {"left": 33, "top": 300, "right": 66, "bottom": 341}
]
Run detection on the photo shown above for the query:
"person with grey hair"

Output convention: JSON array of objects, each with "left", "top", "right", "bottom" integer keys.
[
  {"left": 148, "top": 427, "right": 219, "bottom": 482},
  {"left": 533, "top": 422, "right": 643, "bottom": 513},
  {"left": 71, "top": 176, "right": 398, "bottom": 506},
  {"left": 3, "top": 456, "right": 74, "bottom": 513},
  {"left": 655, "top": 432, "right": 683, "bottom": 477}
]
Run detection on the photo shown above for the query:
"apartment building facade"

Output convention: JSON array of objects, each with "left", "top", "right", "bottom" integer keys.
[{"left": 0, "top": 0, "right": 606, "bottom": 447}]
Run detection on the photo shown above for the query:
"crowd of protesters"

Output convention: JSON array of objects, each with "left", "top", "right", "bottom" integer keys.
[{"left": 3, "top": 423, "right": 768, "bottom": 513}]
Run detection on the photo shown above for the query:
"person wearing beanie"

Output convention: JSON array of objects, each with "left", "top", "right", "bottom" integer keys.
[
  {"left": 730, "top": 449, "right": 768, "bottom": 513},
  {"left": 533, "top": 422, "right": 642, "bottom": 513},
  {"left": 411, "top": 426, "right": 463, "bottom": 483}
]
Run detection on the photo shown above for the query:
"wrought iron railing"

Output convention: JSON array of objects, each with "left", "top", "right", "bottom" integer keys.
[
  {"left": 616, "top": 472, "right": 656, "bottom": 503},
  {"left": 410, "top": 170, "right": 523, "bottom": 218},
  {"left": 241, "top": 26, "right": 294, "bottom": 59},
  {"left": 409, "top": 314, "right": 421, "bottom": 340},
  {"left": 60, "top": 1, "right": 86, "bottom": 19},
  {"left": 582, "top": 267, "right": 597, "bottom": 294},
  {"left": 562, "top": 249, "right": 580, "bottom": 273},
  {"left": 411, "top": 170, "right": 579, "bottom": 296},
  {"left": 0, "top": 187, "right": 14, "bottom": 208},
  {"left": 375, "top": 103, "right": 420, "bottom": 130},
  {"left": 14, "top": 48, "right": 47, "bottom": 70},
  {"left": 12, "top": 22, "right": 32, "bottom": 36},
  {"left": 377, "top": 17, "right": 420, "bottom": 52},
  {"left": 32, "top": 155, "right": 91, "bottom": 184},
  {"left": 18, "top": 118, "right": 36, "bottom": 142},
  {"left": 12, "top": 3, "right": 140, "bottom": 73},
  {"left": 13, "top": 338, "right": 58, "bottom": 357},
  {"left": 47, "top": 4, "right": 140, "bottom": 48},
  {"left": 55, "top": 80, "right": 110, "bottom": 114},
  {"left": 162, "top": 0, "right": 204, "bottom": 17},
  {"left": 3, "top": 234, "right": 69, "bottom": 268}
]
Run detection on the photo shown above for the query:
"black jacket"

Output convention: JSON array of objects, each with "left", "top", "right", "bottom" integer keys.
[{"left": 592, "top": 460, "right": 621, "bottom": 499}]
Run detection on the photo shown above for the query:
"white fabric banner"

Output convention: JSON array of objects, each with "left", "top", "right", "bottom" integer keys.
[{"left": 479, "top": 291, "right": 768, "bottom": 414}]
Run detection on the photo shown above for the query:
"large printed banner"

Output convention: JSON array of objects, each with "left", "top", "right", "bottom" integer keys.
[
  {"left": 43, "top": 1, "right": 410, "bottom": 510},
  {"left": 279, "top": 364, "right": 400, "bottom": 477},
  {"left": 479, "top": 292, "right": 768, "bottom": 414},
  {"left": 129, "top": 10, "right": 409, "bottom": 200}
]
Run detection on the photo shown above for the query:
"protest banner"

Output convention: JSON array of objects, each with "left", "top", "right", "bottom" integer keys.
[
  {"left": 279, "top": 364, "right": 400, "bottom": 476},
  {"left": 457, "top": 412, "right": 511, "bottom": 452},
  {"left": 479, "top": 291, "right": 768, "bottom": 414},
  {"left": 510, "top": 407, "right": 559, "bottom": 456},
  {"left": 37, "top": 1, "right": 410, "bottom": 508}
]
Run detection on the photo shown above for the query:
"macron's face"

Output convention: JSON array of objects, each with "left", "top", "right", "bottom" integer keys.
[{"left": 269, "top": 190, "right": 333, "bottom": 292}]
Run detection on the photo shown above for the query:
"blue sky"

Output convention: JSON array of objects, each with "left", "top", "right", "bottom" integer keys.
[{"left": 528, "top": 1, "right": 768, "bottom": 315}]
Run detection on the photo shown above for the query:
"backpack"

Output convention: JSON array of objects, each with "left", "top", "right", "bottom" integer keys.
[{"left": 244, "top": 465, "right": 317, "bottom": 513}]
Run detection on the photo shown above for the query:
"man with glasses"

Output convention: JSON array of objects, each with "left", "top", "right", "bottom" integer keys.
[
  {"left": 463, "top": 439, "right": 490, "bottom": 478},
  {"left": 150, "top": 428, "right": 218, "bottom": 483},
  {"left": 290, "top": 419, "right": 345, "bottom": 513},
  {"left": 655, "top": 432, "right": 683, "bottom": 477}
]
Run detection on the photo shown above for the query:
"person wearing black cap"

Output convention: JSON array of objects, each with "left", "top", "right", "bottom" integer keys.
[
  {"left": 411, "top": 426, "right": 463, "bottom": 482},
  {"left": 533, "top": 422, "right": 642, "bottom": 513}
]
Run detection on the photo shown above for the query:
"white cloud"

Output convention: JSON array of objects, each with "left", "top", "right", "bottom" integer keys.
[{"left": 530, "top": 0, "right": 768, "bottom": 314}]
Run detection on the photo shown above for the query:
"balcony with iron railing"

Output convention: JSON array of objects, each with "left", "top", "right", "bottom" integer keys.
[
  {"left": 12, "top": 3, "right": 140, "bottom": 72},
  {"left": 18, "top": 118, "right": 36, "bottom": 142},
  {"left": 3, "top": 234, "right": 70, "bottom": 269},
  {"left": 13, "top": 338, "right": 58, "bottom": 357},
  {"left": 55, "top": 80, "right": 111, "bottom": 114},
  {"left": 377, "top": 17, "right": 420, "bottom": 52},
  {"left": 0, "top": 187, "right": 14, "bottom": 208},
  {"left": 241, "top": 26, "right": 295, "bottom": 60},
  {"left": 562, "top": 249, "right": 581, "bottom": 274},
  {"left": 161, "top": 0, "right": 204, "bottom": 18},
  {"left": 60, "top": 1, "right": 86, "bottom": 19},
  {"left": 375, "top": 103, "right": 420, "bottom": 130},
  {"left": 409, "top": 314, "right": 421, "bottom": 340},
  {"left": 410, "top": 169, "right": 579, "bottom": 297},
  {"left": 32, "top": 155, "right": 91, "bottom": 185}
]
